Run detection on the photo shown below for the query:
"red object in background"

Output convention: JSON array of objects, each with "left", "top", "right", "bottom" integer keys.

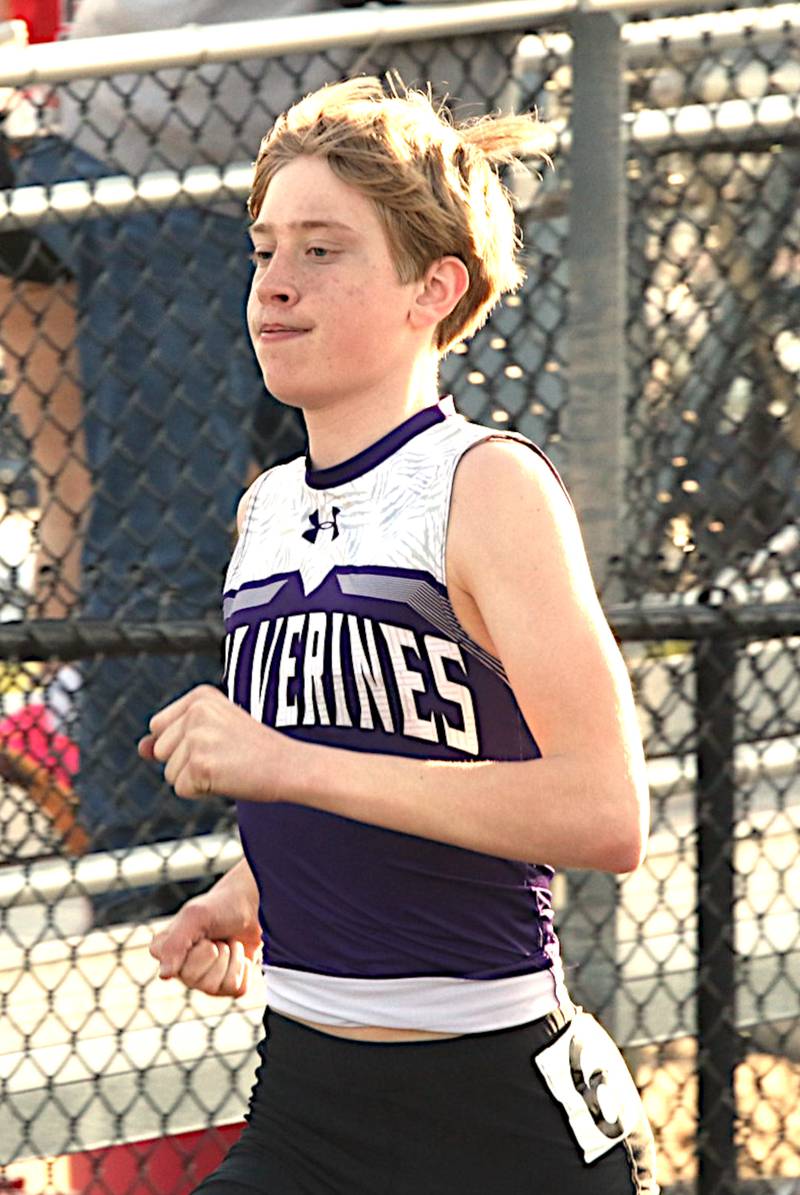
[
  {"left": 9, "top": 0, "right": 60, "bottom": 44},
  {"left": 68, "top": 1124, "right": 244, "bottom": 1195},
  {"left": 0, "top": 703, "right": 86, "bottom": 857}
]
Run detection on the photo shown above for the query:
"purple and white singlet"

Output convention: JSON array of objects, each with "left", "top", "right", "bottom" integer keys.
[{"left": 222, "top": 396, "right": 571, "bottom": 1032}]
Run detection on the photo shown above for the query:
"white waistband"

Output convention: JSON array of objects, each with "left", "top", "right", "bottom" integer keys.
[{"left": 263, "top": 962, "right": 570, "bottom": 1035}]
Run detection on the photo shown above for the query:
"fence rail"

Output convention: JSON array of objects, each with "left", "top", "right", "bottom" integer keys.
[
  {"left": 0, "top": 0, "right": 756, "bottom": 88},
  {"left": 0, "top": 599, "right": 797, "bottom": 661}
]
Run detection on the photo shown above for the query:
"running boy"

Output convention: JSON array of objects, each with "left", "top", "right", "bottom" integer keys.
[{"left": 141, "top": 77, "right": 659, "bottom": 1193}]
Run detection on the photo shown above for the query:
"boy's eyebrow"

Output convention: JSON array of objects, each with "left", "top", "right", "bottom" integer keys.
[{"left": 248, "top": 219, "right": 357, "bottom": 235}]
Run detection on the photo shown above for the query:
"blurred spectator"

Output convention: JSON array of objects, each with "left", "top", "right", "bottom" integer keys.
[{"left": 0, "top": 2, "right": 88, "bottom": 855}]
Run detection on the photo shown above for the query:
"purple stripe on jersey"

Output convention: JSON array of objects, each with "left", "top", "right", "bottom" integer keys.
[
  {"left": 223, "top": 573, "right": 296, "bottom": 624},
  {"left": 224, "top": 578, "right": 288, "bottom": 620},
  {"left": 305, "top": 397, "right": 453, "bottom": 490}
]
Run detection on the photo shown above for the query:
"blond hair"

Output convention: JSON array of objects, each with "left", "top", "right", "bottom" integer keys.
[{"left": 249, "top": 78, "right": 548, "bottom": 353}]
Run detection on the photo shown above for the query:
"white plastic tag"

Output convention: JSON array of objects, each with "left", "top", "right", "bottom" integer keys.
[{"left": 532, "top": 1010, "right": 645, "bottom": 1164}]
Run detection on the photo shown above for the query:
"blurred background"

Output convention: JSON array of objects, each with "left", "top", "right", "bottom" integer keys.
[{"left": 0, "top": 0, "right": 798, "bottom": 1191}]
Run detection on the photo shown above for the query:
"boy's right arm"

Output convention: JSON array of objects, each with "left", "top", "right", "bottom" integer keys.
[
  {"left": 148, "top": 481, "right": 263, "bottom": 998},
  {"left": 149, "top": 857, "right": 262, "bottom": 997}
]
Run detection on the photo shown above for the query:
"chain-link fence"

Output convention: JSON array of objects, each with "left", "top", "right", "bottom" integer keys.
[{"left": 0, "top": 2, "right": 798, "bottom": 1192}]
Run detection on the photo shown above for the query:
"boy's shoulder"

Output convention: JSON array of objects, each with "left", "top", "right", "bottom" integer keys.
[
  {"left": 438, "top": 418, "right": 567, "bottom": 499},
  {"left": 455, "top": 431, "right": 570, "bottom": 504}
]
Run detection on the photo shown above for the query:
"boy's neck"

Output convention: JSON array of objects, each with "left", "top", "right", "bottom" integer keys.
[{"left": 304, "top": 369, "right": 440, "bottom": 472}]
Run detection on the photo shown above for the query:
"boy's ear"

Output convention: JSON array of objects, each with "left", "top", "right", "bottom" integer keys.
[{"left": 408, "top": 256, "right": 470, "bottom": 333}]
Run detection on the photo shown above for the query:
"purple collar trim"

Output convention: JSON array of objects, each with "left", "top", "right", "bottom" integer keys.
[{"left": 305, "top": 396, "right": 455, "bottom": 490}]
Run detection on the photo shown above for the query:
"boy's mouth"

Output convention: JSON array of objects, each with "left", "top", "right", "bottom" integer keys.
[{"left": 260, "top": 323, "right": 310, "bottom": 339}]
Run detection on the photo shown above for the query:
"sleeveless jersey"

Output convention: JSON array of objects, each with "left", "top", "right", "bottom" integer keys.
[{"left": 222, "top": 397, "right": 570, "bottom": 1033}]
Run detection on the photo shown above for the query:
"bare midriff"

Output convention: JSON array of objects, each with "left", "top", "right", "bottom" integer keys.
[{"left": 284, "top": 1013, "right": 461, "bottom": 1042}]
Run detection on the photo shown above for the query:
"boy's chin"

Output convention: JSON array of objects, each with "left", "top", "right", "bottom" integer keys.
[
  {"left": 267, "top": 380, "right": 338, "bottom": 411},
  {"left": 261, "top": 373, "right": 310, "bottom": 409},
  {"left": 268, "top": 388, "right": 308, "bottom": 410}
]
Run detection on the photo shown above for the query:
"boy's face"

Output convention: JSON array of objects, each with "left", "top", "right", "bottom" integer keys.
[{"left": 247, "top": 155, "right": 422, "bottom": 409}]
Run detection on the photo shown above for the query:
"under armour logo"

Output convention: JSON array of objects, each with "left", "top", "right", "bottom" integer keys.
[{"left": 303, "top": 507, "right": 341, "bottom": 544}]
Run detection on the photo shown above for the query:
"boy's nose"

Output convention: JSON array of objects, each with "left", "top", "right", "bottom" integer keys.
[{"left": 255, "top": 273, "right": 299, "bottom": 306}]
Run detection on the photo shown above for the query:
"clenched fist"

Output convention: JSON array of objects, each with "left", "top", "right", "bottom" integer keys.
[
  {"left": 138, "top": 684, "right": 290, "bottom": 802},
  {"left": 150, "top": 859, "right": 263, "bottom": 997}
]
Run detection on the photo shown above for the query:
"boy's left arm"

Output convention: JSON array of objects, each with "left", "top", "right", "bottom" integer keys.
[{"left": 141, "top": 440, "right": 649, "bottom": 874}]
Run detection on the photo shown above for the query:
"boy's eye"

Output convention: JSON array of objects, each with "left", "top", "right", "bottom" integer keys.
[
  {"left": 249, "top": 249, "right": 273, "bottom": 265},
  {"left": 309, "top": 246, "right": 329, "bottom": 258}
]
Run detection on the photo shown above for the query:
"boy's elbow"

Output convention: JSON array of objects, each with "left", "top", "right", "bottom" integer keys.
[
  {"left": 606, "top": 829, "right": 646, "bottom": 875},
  {"left": 599, "top": 780, "right": 649, "bottom": 875}
]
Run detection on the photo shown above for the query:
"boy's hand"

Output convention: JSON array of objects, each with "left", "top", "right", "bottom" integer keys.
[
  {"left": 138, "top": 685, "right": 287, "bottom": 801},
  {"left": 150, "top": 894, "right": 262, "bottom": 998}
]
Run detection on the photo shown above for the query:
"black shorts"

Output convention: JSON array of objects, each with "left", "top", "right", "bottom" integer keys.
[{"left": 193, "top": 1008, "right": 658, "bottom": 1195}]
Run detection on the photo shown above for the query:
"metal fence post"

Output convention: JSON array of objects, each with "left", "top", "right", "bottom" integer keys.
[
  {"left": 695, "top": 633, "right": 738, "bottom": 1195},
  {"left": 564, "top": 10, "right": 627, "bottom": 597},
  {"left": 560, "top": 11, "right": 627, "bottom": 1032}
]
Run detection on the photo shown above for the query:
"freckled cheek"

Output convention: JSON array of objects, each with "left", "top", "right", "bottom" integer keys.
[{"left": 329, "top": 286, "right": 397, "bottom": 354}]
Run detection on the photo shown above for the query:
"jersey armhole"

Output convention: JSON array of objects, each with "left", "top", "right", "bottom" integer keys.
[
  {"left": 227, "top": 470, "right": 273, "bottom": 594},
  {"left": 439, "top": 430, "right": 570, "bottom": 679},
  {"left": 237, "top": 470, "right": 271, "bottom": 545},
  {"left": 484, "top": 432, "right": 572, "bottom": 506},
  {"left": 441, "top": 430, "right": 572, "bottom": 583}
]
